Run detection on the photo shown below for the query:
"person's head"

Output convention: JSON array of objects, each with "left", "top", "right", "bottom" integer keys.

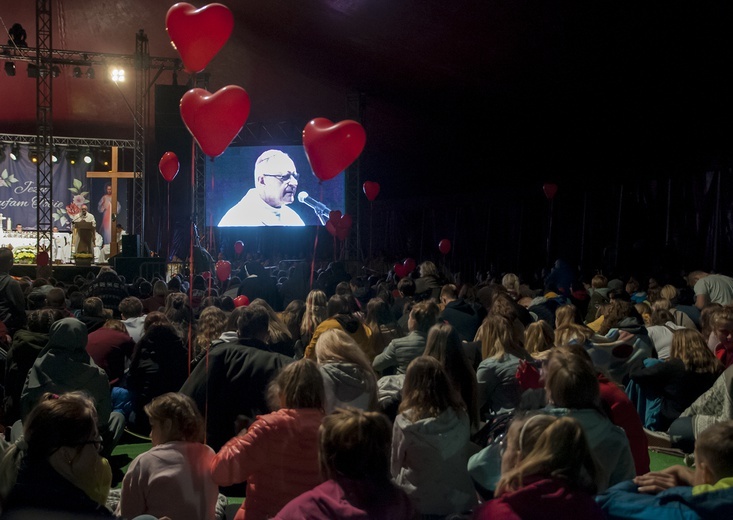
[
  {"left": 591, "top": 274, "right": 608, "bottom": 289},
  {"left": 102, "top": 319, "right": 128, "bottom": 334},
  {"left": 0, "top": 247, "right": 13, "bottom": 272},
  {"left": 82, "top": 297, "right": 105, "bottom": 318},
  {"left": 553, "top": 323, "right": 594, "bottom": 348},
  {"left": 365, "top": 297, "right": 394, "bottom": 327},
  {"left": 144, "top": 392, "right": 204, "bottom": 446},
  {"left": 711, "top": 306, "right": 733, "bottom": 352},
  {"left": 326, "top": 294, "right": 352, "bottom": 317},
  {"left": 397, "top": 276, "right": 416, "bottom": 297},
  {"left": 670, "top": 328, "right": 723, "bottom": 374},
  {"left": 439, "top": 283, "right": 459, "bottom": 305},
  {"left": 474, "top": 314, "right": 523, "bottom": 360},
  {"left": 399, "top": 356, "right": 465, "bottom": 421},
  {"left": 408, "top": 300, "right": 440, "bottom": 334},
  {"left": 496, "top": 414, "right": 599, "bottom": 497},
  {"left": 543, "top": 346, "right": 600, "bottom": 409},
  {"left": 52, "top": 226, "right": 59, "bottom": 233},
  {"left": 80, "top": 204, "right": 88, "bottom": 215},
  {"left": 501, "top": 273, "right": 520, "bottom": 296},
  {"left": 27, "top": 308, "right": 65, "bottom": 334},
  {"left": 254, "top": 149, "right": 299, "bottom": 208},
  {"left": 554, "top": 303, "right": 578, "bottom": 329},
  {"left": 237, "top": 304, "right": 270, "bottom": 341},
  {"left": 267, "top": 358, "right": 325, "bottom": 411},
  {"left": 318, "top": 407, "right": 393, "bottom": 482},
  {"left": 660, "top": 284, "right": 679, "bottom": 303},
  {"left": 118, "top": 296, "right": 143, "bottom": 319},
  {"left": 105, "top": 183, "right": 112, "bottom": 195},
  {"left": 523, "top": 320, "right": 554, "bottom": 358},
  {"left": 693, "top": 421, "right": 733, "bottom": 486},
  {"left": 649, "top": 306, "right": 674, "bottom": 326},
  {"left": 142, "top": 311, "right": 170, "bottom": 333},
  {"left": 687, "top": 270, "right": 709, "bottom": 287},
  {"left": 44, "top": 287, "right": 67, "bottom": 310}
]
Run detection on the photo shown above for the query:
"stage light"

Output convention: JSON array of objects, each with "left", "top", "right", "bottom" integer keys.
[
  {"left": 82, "top": 148, "right": 94, "bottom": 165},
  {"left": 72, "top": 66, "right": 82, "bottom": 78},
  {"left": 51, "top": 65, "right": 60, "bottom": 78},
  {"left": 98, "top": 147, "right": 111, "bottom": 167},
  {"left": 9, "top": 144, "right": 20, "bottom": 161},
  {"left": 27, "top": 63, "right": 38, "bottom": 78},
  {"left": 66, "top": 147, "right": 79, "bottom": 165},
  {"left": 110, "top": 67, "right": 125, "bottom": 82},
  {"left": 51, "top": 146, "right": 61, "bottom": 163},
  {"left": 28, "top": 148, "right": 39, "bottom": 164},
  {"left": 4, "top": 62, "right": 15, "bottom": 76},
  {"left": 86, "top": 66, "right": 95, "bottom": 79}
]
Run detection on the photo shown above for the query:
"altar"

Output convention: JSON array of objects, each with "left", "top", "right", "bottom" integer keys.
[{"left": 0, "top": 230, "right": 72, "bottom": 264}]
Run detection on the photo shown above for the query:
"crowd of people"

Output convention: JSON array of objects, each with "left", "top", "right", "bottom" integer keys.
[{"left": 0, "top": 245, "right": 731, "bottom": 518}]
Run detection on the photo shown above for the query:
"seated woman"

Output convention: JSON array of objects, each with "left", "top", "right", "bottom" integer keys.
[
  {"left": 0, "top": 391, "right": 158, "bottom": 519},
  {"left": 474, "top": 413, "right": 605, "bottom": 520}
]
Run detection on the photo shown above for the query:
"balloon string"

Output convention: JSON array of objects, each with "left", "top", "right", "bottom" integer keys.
[
  {"left": 188, "top": 139, "right": 196, "bottom": 375},
  {"left": 310, "top": 228, "right": 318, "bottom": 290}
]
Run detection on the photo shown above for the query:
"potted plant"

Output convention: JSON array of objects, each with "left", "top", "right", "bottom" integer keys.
[
  {"left": 74, "top": 252, "right": 94, "bottom": 266},
  {"left": 13, "top": 246, "right": 36, "bottom": 265}
]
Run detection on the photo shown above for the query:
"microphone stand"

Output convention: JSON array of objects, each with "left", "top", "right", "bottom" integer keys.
[{"left": 312, "top": 208, "right": 329, "bottom": 226}]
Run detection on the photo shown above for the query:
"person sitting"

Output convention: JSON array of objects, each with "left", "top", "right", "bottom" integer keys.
[
  {"left": 210, "top": 359, "right": 325, "bottom": 520},
  {"left": 474, "top": 413, "right": 605, "bottom": 520},
  {"left": 305, "top": 294, "right": 375, "bottom": 361},
  {"left": 274, "top": 407, "right": 414, "bottom": 519},
  {"left": 117, "top": 392, "right": 219, "bottom": 520},
  {"left": 596, "top": 420, "right": 733, "bottom": 518}
]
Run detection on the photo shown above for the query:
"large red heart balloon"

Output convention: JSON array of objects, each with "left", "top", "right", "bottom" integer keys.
[
  {"left": 403, "top": 257, "right": 416, "bottom": 273},
  {"left": 303, "top": 118, "right": 366, "bottom": 181},
  {"left": 233, "top": 240, "right": 244, "bottom": 255},
  {"left": 215, "top": 260, "right": 232, "bottom": 282},
  {"left": 159, "top": 151, "right": 180, "bottom": 182},
  {"left": 438, "top": 239, "right": 452, "bottom": 255},
  {"left": 363, "top": 181, "right": 380, "bottom": 201},
  {"left": 394, "top": 263, "right": 408, "bottom": 278},
  {"left": 543, "top": 183, "right": 558, "bottom": 200},
  {"left": 166, "top": 3, "right": 234, "bottom": 73},
  {"left": 180, "top": 86, "right": 250, "bottom": 158}
]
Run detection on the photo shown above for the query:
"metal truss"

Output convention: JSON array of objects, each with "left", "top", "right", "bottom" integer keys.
[
  {"left": 193, "top": 75, "right": 210, "bottom": 238},
  {"left": 133, "top": 30, "right": 149, "bottom": 237},
  {"left": 345, "top": 92, "right": 365, "bottom": 261},
  {"left": 35, "top": 0, "right": 53, "bottom": 257},
  {"left": 0, "top": 134, "right": 134, "bottom": 148}
]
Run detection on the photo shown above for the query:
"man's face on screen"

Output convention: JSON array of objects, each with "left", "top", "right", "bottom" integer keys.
[{"left": 259, "top": 157, "right": 299, "bottom": 208}]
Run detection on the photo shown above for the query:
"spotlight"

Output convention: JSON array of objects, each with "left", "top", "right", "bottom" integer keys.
[
  {"left": 9, "top": 144, "right": 20, "bottom": 161},
  {"left": 4, "top": 62, "right": 15, "bottom": 76},
  {"left": 110, "top": 67, "right": 125, "bottom": 82},
  {"left": 86, "top": 67, "right": 95, "bottom": 79},
  {"left": 51, "top": 65, "right": 60, "bottom": 78},
  {"left": 66, "top": 147, "right": 79, "bottom": 165},
  {"left": 98, "top": 147, "right": 111, "bottom": 167},
  {"left": 51, "top": 146, "right": 61, "bottom": 163},
  {"left": 72, "top": 66, "right": 82, "bottom": 78},
  {"left": 28, "top": 148, "right": 40, "bottom": 164},
  {"left": 27, "top": 63, "right": 38, "bottom": 78},
  {"left": 82, "top": 148, "right": 94, "bottom": 165}
]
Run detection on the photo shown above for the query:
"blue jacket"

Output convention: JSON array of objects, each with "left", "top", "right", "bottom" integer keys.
[{"left": 596, "top": 479, "right": 733, "bottom": 519}]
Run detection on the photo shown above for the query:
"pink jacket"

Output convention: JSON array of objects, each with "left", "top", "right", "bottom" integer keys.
[{"left": 210, "top": 408, "right": 325, "bottom": 520}]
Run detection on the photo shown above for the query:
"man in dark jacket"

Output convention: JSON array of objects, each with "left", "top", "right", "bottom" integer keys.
[
  {"left": 439, "top": 283, "right": 481, "bottom": 342},
  {"left": 0, "top": 247, "right": 26, "bottom": 335}
]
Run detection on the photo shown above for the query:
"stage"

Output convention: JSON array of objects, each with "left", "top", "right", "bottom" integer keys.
[
  {"left": 10, "top": 263, "right": 102, "bottom": 283},
  {"left": 10, "top": 256, "right": 173, "bottom": 284}
]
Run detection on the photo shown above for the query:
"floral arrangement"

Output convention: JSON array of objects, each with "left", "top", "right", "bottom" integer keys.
[
  {"left": 52, "top": 178, "right": 90, "bottom": 228},
  {"left": 74, "top": 252, "right": 94, "bottom": 259},
  {"left": 13, "top": 246, "right": 36, "bottom": 264}
]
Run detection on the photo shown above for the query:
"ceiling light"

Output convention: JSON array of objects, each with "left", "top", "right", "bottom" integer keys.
[
  {"left": 111, "top": 67, "right": 125, "bottom": 82},
  {"left": 9, "top": 144, "right": 20, "bottom": 161},
  {"left": 86, "top": 66, "right": 95, "bottom": 79},
  {"left": 72, "top": 66, "right": 82, "bottom": 78},
  {"left": 51, "top": 146, "right": 61, "bottom": 163},
  {"left": 27, "top": 63, "right": 38, "bottom": 78},
  {"left": 51, "top": 65, "right": 61, "bottom": 78},
  {"left": 28, "top": 148, "right": 39, "bottom": 164},
  {"left": 66, "top": 147, "right": 79, "bottom": 165},
  {"left": 82, "top": 148, "right": 94, "bottom": 164},
  {"left": 4, "top": 62, "right": 15, "bottom": 76}
]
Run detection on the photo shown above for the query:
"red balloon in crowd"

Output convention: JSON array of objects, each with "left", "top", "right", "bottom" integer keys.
[
  {"left": 363, "top": 181, "right": 380, "bottom": 201},
  {"left": 215, "top": 260, "right": 231, "bottom": 282},
  {"left": 403, "top": 257, "right": 416, "bottom": 273},
  {"left": 394, "top": 263, "right": 408, "bottom": 278},
  {"left": 166, "top": 2, "right": 234, "bottom": 73},
  {"left": 158, "top": 151, "right": 180, "bottom": 182},
  {"left": 543, "top": 183, "right": 558, "bottom": 201},
  {"left": 234, "top": 295, "right": 250, "bottom": 307},
  {"left": 303, "top": 118, "right": 366, "bottom": 181},
  {"left": 325, "top": 210, "right": 353, "bottom": 240},
  {"left": 438, "top": 239, "right": 451, "bottom": 255},
  {"left": 234, "top": 240, "right": 244, "bottom": 255},
  {"left": 180, "top": 86, "right": 251, "bottom": 158},
  {"left": 201, "top": 271, "right": 211, "bottom": 280}
]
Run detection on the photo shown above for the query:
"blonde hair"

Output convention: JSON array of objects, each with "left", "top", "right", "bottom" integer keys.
[
  {"left": 553, "top": 323, "right": 594, "bottom": 348},
  {"left": 474, "top": 314, "right": 528, "bottom": 361},
  {"left": 502, "top": 273, "right": 520, "bottom": 296},
  {"left": 660, "top": 285, "right": 678, "bottom": 302},
  {"left": 145, "top": 392, "right": 204, "bottom": 443},
  {"left": 591, "top": 274, "right": 608, "bottom": 289},
  {"left": 301, "top": 289, "right": 328, "bottom": 343},
  {"left": 554, "top": 304, "right": 578, "bottom": 329},
  {"left": 523, "top": 320, "right": 554, "bottom": 358},
  {"left": 670, "top": 328, "right": 723, "bottom": 375},
  {"left": 399, "top": 356, "right": 466, "bottom": 422},
  {"left": 249, "top": 298, "right": 292, "bottom": 345},
  {"left": 495, "top": 415, "right": 599, "bottom": 496}
]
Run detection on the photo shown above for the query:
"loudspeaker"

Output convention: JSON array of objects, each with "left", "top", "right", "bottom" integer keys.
[{"left": 121, "top": 234, "right": 141, "bottom": 257}]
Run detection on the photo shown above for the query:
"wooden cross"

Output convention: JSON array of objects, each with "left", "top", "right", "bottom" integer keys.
[{"left": 86, "top": 146, "right": 137, "bottom": 257}]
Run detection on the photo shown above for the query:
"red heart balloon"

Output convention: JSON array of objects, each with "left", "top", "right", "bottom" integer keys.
[
  {"left": 201, "top": 271, "right": 211, "bottom": 280},
  {"left": 403, "top": 257, "right": 416, "bottom": 273},
  {"left": 325, "top": 220, "right": 337, "bottom": 237},
  {"left": 215, "top": 260, "right": 231, "bottom": 282},
  {"left": 543, "top": 183, "right": 558, "bottom": 200},
  {"left": 234, "top": 295, "right": 250, "bottom": 307},
  {"left": 159, "top": 151, "right": 180, "bottom": 182},
  {"left": 233, "top": 240, "right": 244, "bottom": 255},
  {"left": 438, "top": 239, "right": 451, "bottom": 255},
  {"left": 335, "top": 214, "right": 352, "bottom": 240},
  {"left": 394, "top": 263, "right": 408, "bottom": 278},
  {"left": 303, "top": 118, "right": 366, "bottom": 181},
  {"left": 180, "top": 86, "right": 250, "bottom": 158},
  {"left": 363, "top": 181, "right": 380, "bottom": 201},
  {"left": 36, "top": 250, "right": 49, "bottom": 267},
  {"left": 166, "top": 2, "right": 234, "bottom": 73}
]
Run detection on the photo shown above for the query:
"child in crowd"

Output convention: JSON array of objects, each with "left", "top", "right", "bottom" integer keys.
[
  {"left": 274, "top": 407, "right": 414, "bottom": 519},
  {"left": 117, "top": 392, "right": 219, "bottom": 520},
  {"left": 596, "top": 420, "right": 733, "bottom": 518},
  {"left": 474, "top": 413, "right": 605, "bottom": 519}
]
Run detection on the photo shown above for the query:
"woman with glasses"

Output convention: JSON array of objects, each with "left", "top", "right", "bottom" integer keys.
[
  {"left": 0, "top": 391, "right": 157, "bottom": 518},
  {"left": 218, "top": 149, "right": 306, "bottom": 227}
]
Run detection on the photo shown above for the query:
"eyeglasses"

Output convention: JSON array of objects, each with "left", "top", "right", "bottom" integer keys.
[
  {"left": 263, "top": 172, "right": 299, "bottom": 182},
  {"left": 79, "top": 436, "right": 103, "bottom": 453}
]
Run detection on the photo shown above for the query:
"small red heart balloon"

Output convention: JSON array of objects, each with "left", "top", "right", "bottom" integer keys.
[
  {"left": 394, "top": 263, "right": 408, "bottom": 278},
  {"left": 215, "top": 260, "right": 231, "bottom": 282},
  {"left": 166, "top": 2, "right": 234, "bottom": 73},
  {"left": 233, "top": 240, "right": 244, "bottom": 255},
  {"left": 326, "top": 210, "right": 352, "bottom": 240},
  {"left": 234, "top": 294, "right": 250, "bottom": 307},
  {"left": 159, "top": 151, "right": 180, "bottom": 182},
  {"left": 363, "top": 181, "right": 380, "bottom": 201},
  {"left": 201, "top": 271, "right": 211, "bottom": 280},
  {"left": 438, "top": 239, "right": 452, "bottom": 255},
  {"left": 180, "top": 86, "right": 250, "bottom": 158},
  {"left": 403, "top": 258, "right": 416, "bottom": 273},
  {"left": 543, "top": 183, "right": 558, "bottom": 200},
  {"left": 303, "top": 118, "right": 366, "bottom": 181}
]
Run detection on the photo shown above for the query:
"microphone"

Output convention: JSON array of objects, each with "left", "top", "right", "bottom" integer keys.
[{"left": 297, "top": 191, "right": 331, "bottom": 215}]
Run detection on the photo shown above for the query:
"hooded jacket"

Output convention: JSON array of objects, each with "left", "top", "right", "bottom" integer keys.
[
  {"left": 20, "top": 317, "right": 111, "bottom": 430},
  {"left": 391, "top": 407, "right": 477, "bottom": 515},
  {"left": 320, "top": 362, "right": 375, "bottom": 413},
  {"left": 439, "top": 298, "right": 481, "bottom": 342}
]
